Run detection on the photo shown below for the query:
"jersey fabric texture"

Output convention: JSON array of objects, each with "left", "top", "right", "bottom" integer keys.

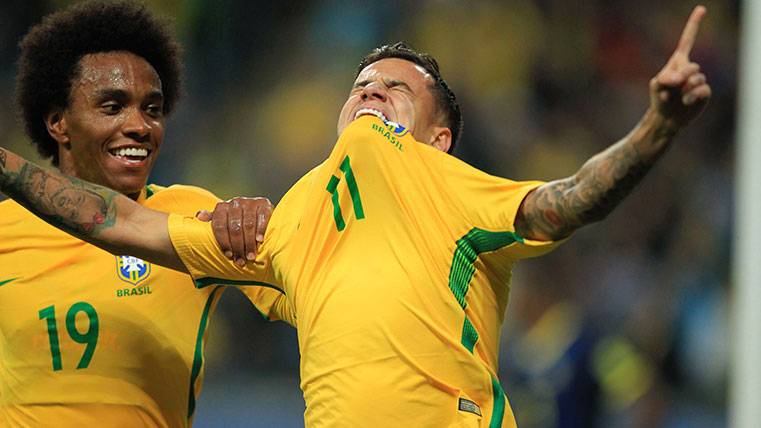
[
  {"left": 169, "top": 115, "right": 563, "bottom": 427},
  {"left": 0, "top": 184, "right": 284, "bottom": 428}
]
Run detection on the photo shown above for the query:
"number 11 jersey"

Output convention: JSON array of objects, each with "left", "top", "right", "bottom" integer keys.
[{"left": 169, "top": 115, "right": 563, "bottom": 427}]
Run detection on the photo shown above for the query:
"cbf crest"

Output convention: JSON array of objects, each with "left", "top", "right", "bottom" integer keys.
[
  {"left": 116, "top": 255, "right": 151, "bottom": 285},
  {"left": 385, "top": 120, "right": 409, "bottom": 137}
]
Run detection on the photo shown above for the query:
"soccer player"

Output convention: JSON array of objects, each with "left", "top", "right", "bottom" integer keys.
[
  {"left": 0, "top": 5, "right": 710, "bottom": 428},
  {"left": 0, "top": 2, "right": 282, "bottom": 427}
]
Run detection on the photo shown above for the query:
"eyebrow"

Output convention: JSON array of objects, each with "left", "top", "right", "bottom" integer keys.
[
  {"left": 145, "top": 90, "right": 164, "bottom": 103},
  {"left": 352, "top": 79, "right": 414, "bottom": 93},
  {"left": 387, "top": 79, "right": 413, "bottom": 92},
  {"left": 93, "top": 88, "right": 164, "bottom": 102},
  {"left": 93, "top": 88, "right": 128, "bottom": 102}
]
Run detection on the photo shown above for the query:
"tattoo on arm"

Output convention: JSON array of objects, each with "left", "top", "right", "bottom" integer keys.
[
  {"left": 0, "top": 149, "right": 117, "bottom": 238},
  {"left": 518, "top": 142, "right": 652, "bottom": 240},
  {"left": 516, "top": 108, "right": 680, "bottom": 241}
]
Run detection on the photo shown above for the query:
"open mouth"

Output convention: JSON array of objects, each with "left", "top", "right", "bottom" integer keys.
[
  {"left": 108, "top": 147, "right": 151, "bottom": 164},
  {"left": 355, "top": 108, "right": 388, "bottom": 123}
]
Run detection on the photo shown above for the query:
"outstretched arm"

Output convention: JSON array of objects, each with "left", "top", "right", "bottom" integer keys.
[
  {"left": 516, "top": 6, "right": 711, "bottom": 241},
  {"left": 0, "top": 148, "right": 186, "bottom": 271}
]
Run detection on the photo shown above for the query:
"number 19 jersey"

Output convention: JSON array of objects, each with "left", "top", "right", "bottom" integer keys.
[
  {"left": 169, "top": 115, "right": 564, "bottom": 427},
  {"left": 0, "top": 184, "right": 285, "bottom": 428}
]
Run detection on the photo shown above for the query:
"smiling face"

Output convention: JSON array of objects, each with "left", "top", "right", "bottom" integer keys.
[
  {"left": 337, "top": 58, "right": 451, "bottom": 152},
  {"left": 48, "top": 51, "right": 165, "bottom": 199}
]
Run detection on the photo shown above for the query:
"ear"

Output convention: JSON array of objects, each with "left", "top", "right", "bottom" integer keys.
[
  {"left": 427, "top": 126, "right": 452, "bottom": 153},
  {"left": 45, "top": 109, "right": 70, "bottom": 147}
]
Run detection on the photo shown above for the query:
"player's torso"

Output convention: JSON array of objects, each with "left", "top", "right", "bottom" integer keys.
[
  {"left": 0, "top": 188, "right": 219, "bottom": 428},
  {"left": 271, "top": 117, "right": 512, "bottom": 427}
]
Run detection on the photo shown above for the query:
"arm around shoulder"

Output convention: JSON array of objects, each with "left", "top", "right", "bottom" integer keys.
[{"left": 0, "top": 147, "right": 187, "bottom": 272}]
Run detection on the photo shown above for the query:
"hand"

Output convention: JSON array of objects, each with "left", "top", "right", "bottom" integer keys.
[
  {"left": 196, "top": 197, "right": 273, "bottom": 266},
  {"left": 650, "top": 5, "right": 711, "bottom": 130}
]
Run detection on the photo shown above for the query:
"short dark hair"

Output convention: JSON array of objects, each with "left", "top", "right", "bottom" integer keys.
[
  {"left": 357, "top": 42, "right": 463, "bottom": 153},
  {"left": 15, "top": 0, "right": 182, "bottom": 166}
]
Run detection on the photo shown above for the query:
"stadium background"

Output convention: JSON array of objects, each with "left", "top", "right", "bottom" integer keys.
[{"left": 0, "top": 0, "right": 736, "bottom": 426}]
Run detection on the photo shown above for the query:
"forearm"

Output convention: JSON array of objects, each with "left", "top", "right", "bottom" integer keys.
[
  {"left": 516, "top": 108, "right": 678, "bottom": 241},
  {"left": 0, "top": 148, "right": 186, "bottom": 271}
]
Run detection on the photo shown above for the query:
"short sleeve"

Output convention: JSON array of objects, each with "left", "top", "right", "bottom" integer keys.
[
  {"left": 167, "top": 213, "right": 282, "bottom": 292},
  {"left": 441, "top": 155, "right": 565, "bottom": 260}
]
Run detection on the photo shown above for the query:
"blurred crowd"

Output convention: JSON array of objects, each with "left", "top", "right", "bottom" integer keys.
[{"left": 0, "top": 0, "right": 737, "bottom": 426}]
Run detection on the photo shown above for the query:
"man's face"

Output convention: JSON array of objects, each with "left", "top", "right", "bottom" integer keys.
[
  {"left": 337, "top": 58, "right": 443, "bottom": 146},
  {"left": 56, "top": 51, "right": 165, "bottom": 198}
]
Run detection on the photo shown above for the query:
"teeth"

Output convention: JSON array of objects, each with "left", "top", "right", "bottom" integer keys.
[
  {"left": 355, "top": 108, "right": 387, "bottom": 123},
  {"left": 111, "top": 147, "right": 148, "bottom": 158}
]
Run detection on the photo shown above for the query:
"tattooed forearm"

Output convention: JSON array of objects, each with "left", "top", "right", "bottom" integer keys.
[
  {"left": 516, "top": 109, "right": 677, "bottom": 241},
  {"left": 519, "top": 144, "right": 651, "bottom": 239},
  {"left": 0, "top": 147, "right": 184, "bottom": 271},
  {"left": 0, "top": 151, "right": 117, "bottom": 239}
]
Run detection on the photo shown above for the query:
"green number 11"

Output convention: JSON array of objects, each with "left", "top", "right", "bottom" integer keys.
[
  {"left": 326, "top": 155, "right": 365, "bottom": 231},
  {"left": 38, "top": 302, "right": 99, "bottom": 371}
]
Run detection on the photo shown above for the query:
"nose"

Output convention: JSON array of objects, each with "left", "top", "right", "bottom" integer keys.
[
  {"left": 122, "top": 107, "right": 151, "bottom": 142},
  {"left": 360, "top": 81, "right": 387, "bottom": 102}
]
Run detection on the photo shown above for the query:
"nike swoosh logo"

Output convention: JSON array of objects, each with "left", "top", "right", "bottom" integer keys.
[{"left": 0, "top": 278, "right": 19, "bottom": 287}]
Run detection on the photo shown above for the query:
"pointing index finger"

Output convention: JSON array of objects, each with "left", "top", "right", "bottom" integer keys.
[{"left": 675, "top": 5, "right": 707, "bottom": 58}]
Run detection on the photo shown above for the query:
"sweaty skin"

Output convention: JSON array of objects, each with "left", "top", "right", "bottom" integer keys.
[{"left": 53, "top": 52, "right": 165, "bottom": 199}]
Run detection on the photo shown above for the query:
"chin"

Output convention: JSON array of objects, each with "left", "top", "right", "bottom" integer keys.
[{"left": 111, "top": 179, "right": 148, "bottom": 197}]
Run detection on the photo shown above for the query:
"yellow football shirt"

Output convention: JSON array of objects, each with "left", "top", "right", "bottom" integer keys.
[
  {"left": 169, "top": 115, "right": 563, "bottom": 427},
  {"left": 0, "top": 184, "right": 286, "bottom": 428}
]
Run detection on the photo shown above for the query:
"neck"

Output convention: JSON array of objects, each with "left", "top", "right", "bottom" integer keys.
[{"left": 57, "top": 155, "right": 143, "bottom": 202}]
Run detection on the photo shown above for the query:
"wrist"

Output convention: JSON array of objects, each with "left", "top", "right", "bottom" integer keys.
[
  {"left": 625, "top": 108, "right": 680, "bottom": 160},
  {"left": 643, "top": 107, "right": 680, "bottom": 140}
]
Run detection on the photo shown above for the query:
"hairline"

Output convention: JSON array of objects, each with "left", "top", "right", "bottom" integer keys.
[{"left": 355, "top": 57, "right": 450, "bottom": 129}]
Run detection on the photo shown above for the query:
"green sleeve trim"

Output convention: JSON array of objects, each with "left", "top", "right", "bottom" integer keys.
[
  {"left": 489, "top": 376, "right": 506, "bottom": 428},
  {"left": 448, "top": 227, "right": 523, "bottom": 353},
  {"left": 187, "top": 286, "right": 223, "bottom": 419},
  {"left": 194, "top": 277, "right": 283, "bottom": 293}
]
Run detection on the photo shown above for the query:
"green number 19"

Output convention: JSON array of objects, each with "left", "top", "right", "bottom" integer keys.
[{"left": 38, "top": 302, "right": 99, "bottom": 371}]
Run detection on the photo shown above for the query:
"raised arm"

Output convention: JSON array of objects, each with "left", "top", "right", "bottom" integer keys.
[
  {"left": 0, "top": 148, "right": 186, "bottom": 271},
  {"left": 515, "top": 6, "right": 711, "bottom": 241}
]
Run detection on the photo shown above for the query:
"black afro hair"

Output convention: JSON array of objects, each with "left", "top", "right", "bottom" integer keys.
[{"left": 15, "top": 0, "right": 182, "bottom": 166}]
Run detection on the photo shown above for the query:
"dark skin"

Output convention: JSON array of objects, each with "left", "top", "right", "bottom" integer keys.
[
  {"left": 0, "top": 51, "right": 272, "bottom": 270},
  {"left": 0, "top": 6, "right": 710, "bottom": 273},
  {"left": 196, "top": 198, "right": 272, "bottom": 266},
  {"left": 48, "top": 52, "right": 165, "bottom": 200}
]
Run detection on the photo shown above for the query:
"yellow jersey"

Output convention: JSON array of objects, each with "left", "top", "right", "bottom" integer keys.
[
  {"left": 169, "top": 116, "right": 562, "bottom": 427},
  {"left": 0, "top": 184, "right": 285, "bottom": 428}
]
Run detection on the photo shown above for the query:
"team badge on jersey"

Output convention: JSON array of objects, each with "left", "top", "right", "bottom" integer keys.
[
  {"left": 385, "top": 120, "right": 409, "bottom": 137},
  {"left": 116, "top": 255, "right": 151, "bottom": 285}
]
